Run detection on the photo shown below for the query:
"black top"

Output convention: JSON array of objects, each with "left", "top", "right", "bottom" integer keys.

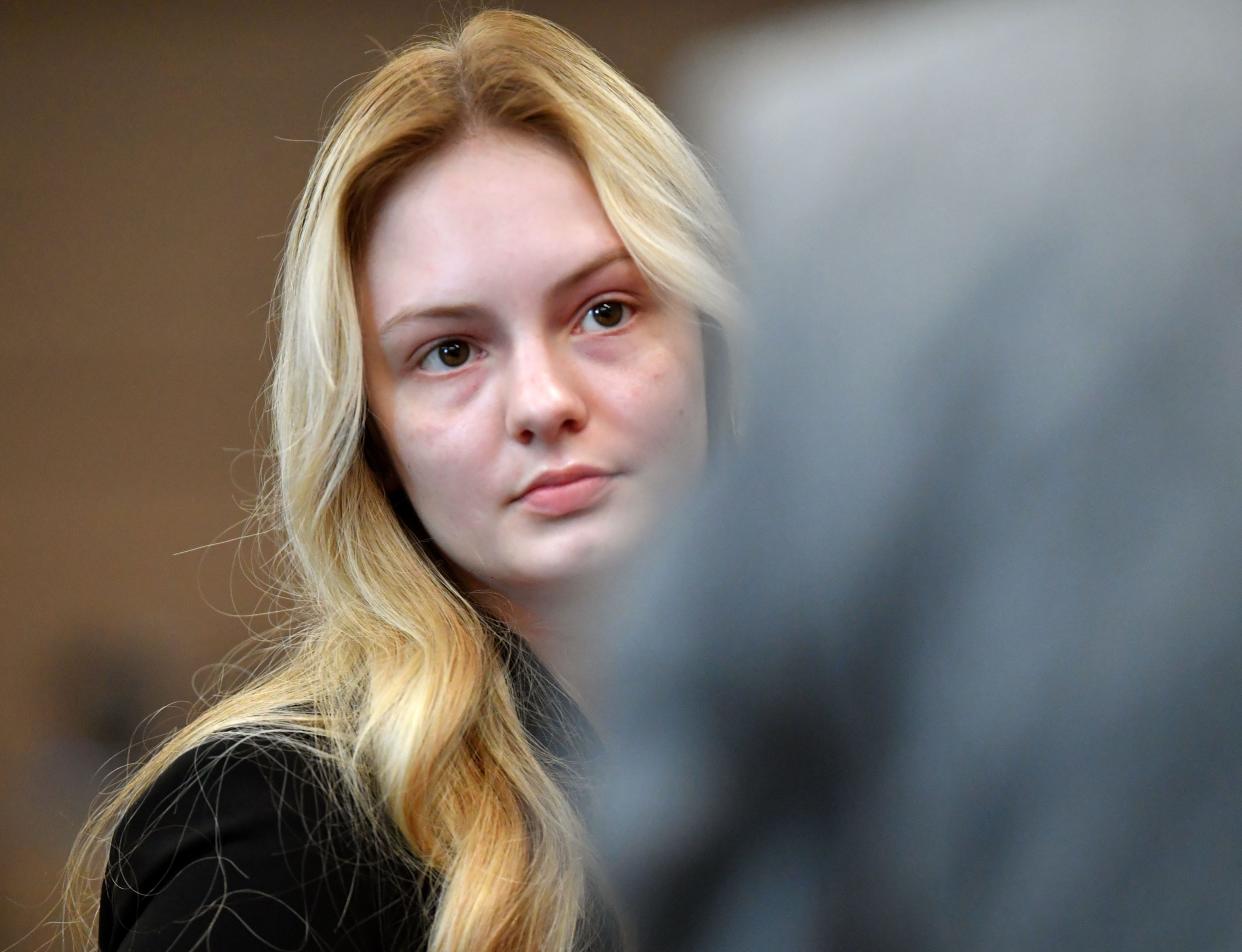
[
  {"left": 100, "top": 735, "right": 433, "bottom": 951},
  {"left": 100, "top": 636, "right": 617, "bottom": 951}
]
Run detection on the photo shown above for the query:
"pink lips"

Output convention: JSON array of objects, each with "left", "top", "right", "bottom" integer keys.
[{"left": 516, "top": 466, "right": 613, "bottom": 517}]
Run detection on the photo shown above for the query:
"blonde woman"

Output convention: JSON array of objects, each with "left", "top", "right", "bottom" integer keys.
[{"left": 66, "top": 10, "right": 735, "bottom": 952}]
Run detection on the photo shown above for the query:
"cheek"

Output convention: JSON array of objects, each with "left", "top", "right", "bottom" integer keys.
[
  {"left": 389, "top": 416, "right": 483, "bottom": 510},
  {"left": 622, "top": 346, "right": 708, "bottom": 456}
]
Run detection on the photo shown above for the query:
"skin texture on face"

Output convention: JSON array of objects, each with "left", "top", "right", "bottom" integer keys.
[{"left": 359, "top": 128, "right": 708, "bottom": 615}]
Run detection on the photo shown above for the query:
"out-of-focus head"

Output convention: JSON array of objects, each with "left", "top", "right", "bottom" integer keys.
[{"left": 271, "top": 10, "right": 736, "bottom": 608}]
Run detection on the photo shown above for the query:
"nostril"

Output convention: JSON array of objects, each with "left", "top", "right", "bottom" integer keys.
[{"left": 504, "top": 370, "right": 590, "bottom": 445}]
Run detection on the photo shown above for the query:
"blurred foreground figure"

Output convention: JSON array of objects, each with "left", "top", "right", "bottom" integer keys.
[{"left": 599, "top": 1, "right": 1242, "bottom": 949}]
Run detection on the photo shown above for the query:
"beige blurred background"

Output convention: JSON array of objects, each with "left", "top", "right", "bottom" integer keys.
[{"left": 0, "top": 1, "right": 831, "bottom": 946}]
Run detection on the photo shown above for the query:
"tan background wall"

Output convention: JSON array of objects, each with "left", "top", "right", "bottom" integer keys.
[{"left": 1, "top": 1, "right": 831, "bottom": 946}]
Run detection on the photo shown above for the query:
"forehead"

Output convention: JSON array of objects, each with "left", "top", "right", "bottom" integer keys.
[{"left": 361, "top": 129, "right": 625, "bottom": 316}]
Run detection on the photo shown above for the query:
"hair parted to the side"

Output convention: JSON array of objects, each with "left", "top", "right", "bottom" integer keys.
[{"left": 64, "top": 10, "right": 736, "bottom": 952}]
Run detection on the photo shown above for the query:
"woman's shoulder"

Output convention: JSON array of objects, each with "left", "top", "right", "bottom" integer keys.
[{"left": 101, "top": 731, "right": 432, "bottom": 952}]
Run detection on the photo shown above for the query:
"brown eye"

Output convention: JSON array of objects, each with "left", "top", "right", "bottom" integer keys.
[
  {"left": 419, "top": 338, "right": 473, "bottom": 373},
  {"left": 580, "top": 300, "right": 632, "bottom": 333}
]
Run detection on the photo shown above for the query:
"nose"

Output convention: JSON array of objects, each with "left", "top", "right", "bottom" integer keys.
[{"left": 503, "top": 340, "right": 588, "bottom": 445}]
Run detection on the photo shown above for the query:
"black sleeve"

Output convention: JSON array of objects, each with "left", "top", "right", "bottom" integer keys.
[{"left": 99, "top": 736, "right": 432, "bottom": 952}]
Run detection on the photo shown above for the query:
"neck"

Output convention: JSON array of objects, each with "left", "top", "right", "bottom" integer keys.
[{"left": 470, "top": 571, "right": 613, "bottom": 722}]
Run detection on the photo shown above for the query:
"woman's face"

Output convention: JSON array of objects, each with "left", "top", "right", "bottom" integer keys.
[{"left": 359, "top": 129, "right": 707, "bottom": 601}]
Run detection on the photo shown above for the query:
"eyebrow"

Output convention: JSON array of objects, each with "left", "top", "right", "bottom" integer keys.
[{"left": 378, "top": 247, "right": 634, "bottom": 338}]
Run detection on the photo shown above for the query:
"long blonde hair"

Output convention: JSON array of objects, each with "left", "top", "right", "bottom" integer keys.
[{"left": 65, "top": 11, "right": 736, "bottom": 952}]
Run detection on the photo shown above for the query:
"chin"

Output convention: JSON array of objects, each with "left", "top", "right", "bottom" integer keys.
[{"left": 511, "top": 519, "right": 646, "bottom": 589}]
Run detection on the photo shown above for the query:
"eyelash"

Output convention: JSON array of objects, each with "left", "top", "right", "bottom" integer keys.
[
  {"left": 416, "top": 338, "right": 480, "bottom": 374},
  {"left": 411, "top": 297, "right": 638, "bottom": 374},
  {"left": 576, "top": 298, "right": 636, "bottom": 335}
]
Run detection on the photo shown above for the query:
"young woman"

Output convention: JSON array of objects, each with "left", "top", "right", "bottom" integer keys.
[{"left": 66, "top": 10, "right": 735, "bottom": 952}]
